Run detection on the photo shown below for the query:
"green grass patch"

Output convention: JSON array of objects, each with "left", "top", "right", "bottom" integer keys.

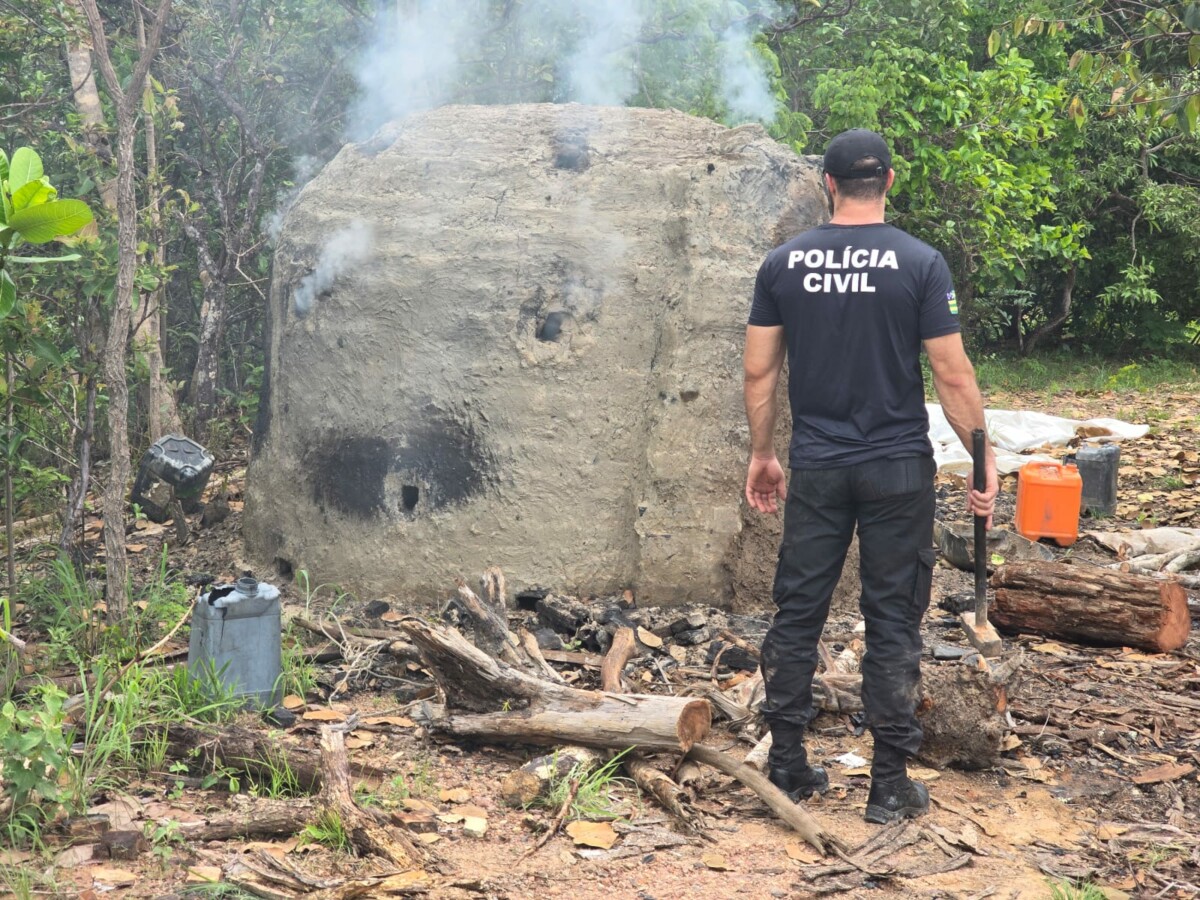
[
  {"left": 1047, "top": 879, "right": 1108, "bottom": 900},
  {"left": 535, "top": 748, "right": 636, "bottom": 821},
  {"left": 968, "top": 352, "right": 1200, "bottom": 397}
]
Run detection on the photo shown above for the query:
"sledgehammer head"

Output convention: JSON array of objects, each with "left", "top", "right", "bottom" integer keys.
[{"left": 958, "top": 610, "right": 1003, "bottom": 658}]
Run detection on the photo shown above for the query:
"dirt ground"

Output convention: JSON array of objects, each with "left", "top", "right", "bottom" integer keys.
[{"left": 13, "top": 386, "right": 1200, "bottom": 899}]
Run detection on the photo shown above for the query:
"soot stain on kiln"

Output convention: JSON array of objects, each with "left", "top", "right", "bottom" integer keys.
[
  {"left": 304, "top": 407, "right": 491, "bottom": 519},
  {"left": 306, "top": 435, "right": 391, "bottom": 518}
]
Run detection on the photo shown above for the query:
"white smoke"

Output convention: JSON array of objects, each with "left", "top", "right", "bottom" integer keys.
[
  {"left": 292, "top": 220, "right": 375, "bottom": 317},
  {"left": 347, "top": 0, "right": 485, "bottom": 139},
  {"left": 266, "top": 154, "right": 321, "bottom": 244},
  {"left": 346, "top": 0, "right": 786, "bottom": 140},
  {"left": 563, "top": 0, "right": 643, "bottom": 106},
  {"left": 719, "top": 21, "right": 778, "bottom": 124}
]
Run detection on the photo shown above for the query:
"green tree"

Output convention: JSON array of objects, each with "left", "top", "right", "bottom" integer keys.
[
  {"left": 992, "top": 1, "right": 1200, "bottom": 134},
  {"left": 0, "top": 146, "right": 94, "bottom": 586}
]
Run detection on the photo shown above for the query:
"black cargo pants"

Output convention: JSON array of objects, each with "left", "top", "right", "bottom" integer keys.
[{"left": 761, "top": 455, "right": 938, "bottom": 772}]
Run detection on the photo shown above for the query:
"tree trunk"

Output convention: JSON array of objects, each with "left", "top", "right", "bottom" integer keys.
[
  {"left": 98, "top": 117, "right": 136, "bottom": 619},
  {"left": 1022, "top": 264, "right": 1076, "bottom": 356},
  {"left": 78, "top": 0, "right": 173, "bottom": 620},
  {"left": 992, "top": 559, "right": 1190, "bottom": 652},
  {"left": 63, "top": 0, "right": 117, "bottom": 217},
  {"left": 58, "top": 376, "right": 96, "bottom": 554},
  {"left": 134, "top": 6, "right": 182, "bottom": 440},
  {"left": 186, "top": 276, "right": 228, "bottom": 424}
]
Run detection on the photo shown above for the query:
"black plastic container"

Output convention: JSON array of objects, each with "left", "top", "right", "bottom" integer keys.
[
  {"left": 1071, "top": 442, "right": 1121, "bottom": 518},
  {"left": 130, "top": 434, "right": 215, "bottom": 523}
]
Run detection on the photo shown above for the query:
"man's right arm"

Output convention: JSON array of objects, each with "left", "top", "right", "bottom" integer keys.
[
  {"left": 744, "top": 324, "right": 787, "bottom": 513},
  {"left": 924, "top": 332, "right": 998, "bottom": 525}
]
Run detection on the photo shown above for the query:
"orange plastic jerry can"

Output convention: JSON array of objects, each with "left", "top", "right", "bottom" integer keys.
[{"left": 1014, "top": 461, "right": 1082, "bottom": 547}]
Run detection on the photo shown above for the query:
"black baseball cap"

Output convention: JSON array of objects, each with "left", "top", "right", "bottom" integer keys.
[{"left": 822, "top": 129, "right": 892, "bottom": 178}]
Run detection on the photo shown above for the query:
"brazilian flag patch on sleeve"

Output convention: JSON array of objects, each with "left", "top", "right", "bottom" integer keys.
[{"left": 947, "top": 291, "right": 959, "bottom": 315}]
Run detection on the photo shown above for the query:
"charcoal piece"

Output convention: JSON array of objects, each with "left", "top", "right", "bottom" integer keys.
[
  {"left": 534, "top": 628, "right": 563, "bottom": 651},
  {"left": 931, "top": 644, "right": 969, "bottom": 661},
  {"left": 536, "top": 594, "right": 592, "bottom": 634},
  {"left": 670, "top": 611, "right": 708, "bottom": 635},
  {"left": 597, "top": 606, "right": 636, "bottom": 629},
  {"left": 516, "top": 588, "right": 549, "bottom": 611},
  {"left": 673, "top": 626, "right": 712, "bottom": 646},
  {"left": 363, "top": 599, "right": 391, "bottom": 618},
  {"left": 263, "top": 706, "right": 298, "bottom": 728},
  {"left": 594, "top": 627, "right": 613, "bottom": 655},
  {"left": 395, "top": 680, "right": 435, "bottom": 704},
  {"left": 100, "top": 830, "right": 148, "bottom": 860},
  {"left": 938, "top": 591, "right": 974, "bottom": 614},
  {"left": 704, "top": 640, "right": 758, "bottom": 672}
]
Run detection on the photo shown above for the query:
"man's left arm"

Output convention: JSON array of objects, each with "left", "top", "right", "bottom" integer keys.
[{"left": 744, "top": 324, "right": 787, "bottom": 514}]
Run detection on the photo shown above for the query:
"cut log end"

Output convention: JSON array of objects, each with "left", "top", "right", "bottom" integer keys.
[
  {"left": 1157, "top": 580, "right": 1192, "bottom": 652},
  {"left": 676, "top": 699, "right": 712, "bottom": 753}
]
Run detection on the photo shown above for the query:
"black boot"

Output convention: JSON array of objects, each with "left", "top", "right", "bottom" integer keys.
[
  {"left": 769, "top": 764, "right": 830, "bottom": 801},
  {"left": 865, "top": 777, "right": 929, "bottom": 824},
  {"left": 866, "top": 742, "right": 928, "bottom": 824},
  {"left": 766, "top": 721, "right": 829, "bottom": 801}
]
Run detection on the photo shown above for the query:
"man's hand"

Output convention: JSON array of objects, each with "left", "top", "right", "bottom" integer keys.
[
  {"left": 746, "top": 455, "right": 787, "bottom": 514},
  {"left": 969, "top": 463, "right": 1000, "bottom": 530}
]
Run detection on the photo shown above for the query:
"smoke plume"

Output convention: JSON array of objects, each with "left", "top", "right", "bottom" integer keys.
[
  {"left": 266, "top": 155, "right": 321, "bottom": 245},
  {"left": 292, "top": 220, "right": 375, "bottom": 317},
  {"left": 346, "top": 0, "right": 785, "bottom": 140}
]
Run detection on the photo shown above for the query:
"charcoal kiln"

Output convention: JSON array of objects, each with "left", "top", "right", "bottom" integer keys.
[{"left": 245, "top": 104, "right": 826, "bottom": 606}]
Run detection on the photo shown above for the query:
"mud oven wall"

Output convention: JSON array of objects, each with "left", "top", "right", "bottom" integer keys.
[{"left": 244, "top": 104, "right": 826, "bottom": 607}]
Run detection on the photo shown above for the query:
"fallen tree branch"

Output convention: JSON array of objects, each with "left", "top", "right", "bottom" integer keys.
[
  {"left": 686, "top": 742, "right": 830, "bottom": 854},
  {"left": 401, "top": 617, "right": 710, "bottom": 752},
  {"left": 317, "top": 723, "right": 425, "bottom": 867}
]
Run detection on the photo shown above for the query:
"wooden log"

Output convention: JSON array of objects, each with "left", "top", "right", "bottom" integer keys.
[
  {"left": 731, "top": 663, "right": 1012, "bottom": 772},
  {"left": 165, "top": 723, "right": 389, "bottom": 792},
  {"left": 446, "top": 579, "right": 548, "bottom": 677},
  {"left": 401, "top": 618, "right": 710, "bottom": 752},
  {"left": 626, "top": 756, "right": 699, "bottom": 830},
  {"left": 175, "top": 801, "right": 315, "bottom": 842},
  {"left": 744, "top": 732, "right": 772, "bottom": 771},
  {"left": 991, "top": 559, "right": 1190, "bottom": 652},
  {"left": 422, "top": 696, "right": 710, "bottom": 753}
]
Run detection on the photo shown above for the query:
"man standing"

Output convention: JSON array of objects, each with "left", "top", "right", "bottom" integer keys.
[{"left": 743, "top": 129, "right": 998, "bottom": 824}]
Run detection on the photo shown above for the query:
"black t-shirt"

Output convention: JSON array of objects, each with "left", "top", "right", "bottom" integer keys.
[{"left": 748, "top": 222, "right": 960, "bottom": 469}]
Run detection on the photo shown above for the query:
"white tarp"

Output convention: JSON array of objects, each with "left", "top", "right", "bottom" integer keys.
[
  {"left": 1084, "top": 527, "right": 1200, "bottom": 558},
  {"left": 928, "top": 405, "right": 1149, "bottom": 476}
]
